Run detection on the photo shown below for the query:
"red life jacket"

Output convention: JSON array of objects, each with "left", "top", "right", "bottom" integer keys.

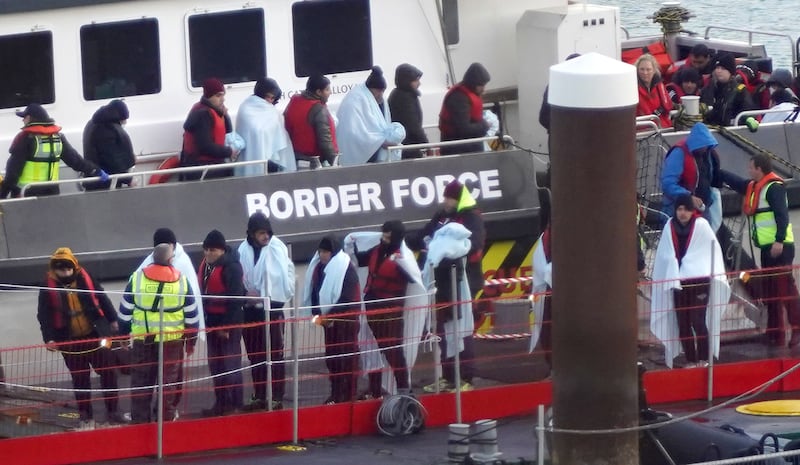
[
  {"left": 284, "top": 94, "right": 338, "bottom": 156},
  {"left": 46, "top": 268, "right": 103, "bottom": 329},
  {"left": 198, "top": 259, "right": 227, "bottom": 315},
  {"left": 364, "top": 247, "right": 407, "bottom": 299},
  {"left": 637, "top": 80, "right": 673, "bottom": 128},
  {"left": 182, "top": 103, "right": 226, "bottom": 165},
  {"left": 439, "top": 84, "right": 483, "bottom": 138},
  {"left": 669, "top": 140, "right": 699, "bottom": 195}
]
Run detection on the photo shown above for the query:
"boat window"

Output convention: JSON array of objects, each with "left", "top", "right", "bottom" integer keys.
[
  {"left": 292, "top": 0, "right": 372, "bottom": 77},
  {"left": 442, "top": 0, "right": 459, "bottom": 46},
  {"left": 0, "top": 31, "right": 54, "bottom": 109},
  {"left": 80, "top": 18, "right": 161, "bottom": 101},
  {"left": 187, "top": 9, "right": 266, "bottom": 87}
]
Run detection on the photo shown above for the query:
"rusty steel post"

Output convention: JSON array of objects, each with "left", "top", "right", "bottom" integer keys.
[{"left": 548, "top": 53, "right": 639, "bottom": 465}]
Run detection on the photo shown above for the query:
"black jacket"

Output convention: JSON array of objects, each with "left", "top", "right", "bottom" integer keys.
[
  {"left": 200, "top": 247, "right": 245, "bottom": 328},
  {"left": 37, "top": 270, "right": 118, "bottom": 343},
  {"left": 83, "top": 103, "right": 135, "bottom": 175},
  {"left": 388, "top": 64, "right": 428, "bottom": 159},
  {"left": 700, "top": 80, "right": 756, "bottom": 126}
]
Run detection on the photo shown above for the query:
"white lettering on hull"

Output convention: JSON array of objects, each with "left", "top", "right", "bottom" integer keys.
[{"left": 245, "top": 169, "right": 502, "bottom": 219}]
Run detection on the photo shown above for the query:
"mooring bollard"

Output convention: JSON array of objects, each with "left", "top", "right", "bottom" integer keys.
[
  {"left": 447, "top": 423, "right": 471, "bottom": 463},
  {"left": 469, "top": 419, "right": 502, "bottom": 463}
]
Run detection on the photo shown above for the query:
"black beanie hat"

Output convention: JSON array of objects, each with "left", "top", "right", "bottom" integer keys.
[
  {"left": 203, "top": 229, "right": 227, "bottom": 250},
  {"left": 462, "top": 62, "right": 491, "bottom": 88},
  {"left": 306, "top": 74, "right": 331, "bottom": 93},
  {"left": 443, "top": 179, "right": 463, "bottom": 200},
  {"left": 713, "top": 53, "right": 737, "bottom": 76},
  {"left": 382, "top": 220, "right": 406, "bottom": 249},
  {"left": 365, "top": 66, "right": 387, "bottom": 90},
  {"left": 254, "top": 77, "right": 282, "bottom": 103},
  {"left": 674, "top": 194, "right": 695, "bottom": 213},
  {"left": 153, "top": 227, "right": 177, "bottom": 247},
  {"left": 318, "top": 235, "right": 340, "bottom": 253},
  {"left": 247, "top": 212, "right": 273, "bottom": 235}
]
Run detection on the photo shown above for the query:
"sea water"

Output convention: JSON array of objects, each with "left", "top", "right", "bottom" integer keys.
[{"left": 593, "top": 0, "right": 800, "bottom": 69}]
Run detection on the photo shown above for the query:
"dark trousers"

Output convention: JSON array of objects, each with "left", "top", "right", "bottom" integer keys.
[
  {"left": 539, "top": 292, "right": 553, "bottom": 369},
  {"left": 129, "top": 339, "right": 185, "bottom": 423},
  {"left": 207, "top": 327, "right": 243, "bottom": 410},
  {"left": 323, "top": 317, "right": 359, "bottom": 403},
  {"left": 60, "top": 339, "right": 119, "bottom": 420},
  {"left": 673, "top": 279, "right": 711, "bottom": 363},
  {"left": 759, "top": 243, "right": 800, "bottom": 345},
  {"left": 242, "top": 304, "right": 285, "bottom": 402},
  {"left": 365, "top": 302, "right": 409, "bottom": 397}
]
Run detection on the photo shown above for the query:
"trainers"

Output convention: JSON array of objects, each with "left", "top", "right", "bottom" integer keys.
[
  {"left": 323, "top": 397, "right": 337, "bottom": 405},
  {"left": 242, "top": 397, "right": 266, "bottom": 411},
  {"left": 269, "top": 400, "right": 283, "bottom": 411},
  {"left": 77, "top": 419, "right": 95, "bottom": 431},
  {"left": 106, "top": 411, "right": 130, "bottom": 425},
  {"left": 448, "top": 381, "right": 473, "bottom": 392},
  {"left": 423, "top": 378, "right": 451, "bottom": 393}
]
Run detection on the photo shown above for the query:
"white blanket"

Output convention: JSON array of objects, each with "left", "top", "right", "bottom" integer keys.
[
  {"left": 650, "top": 217, "right": 730, "bottom": 368},
  {"left": 343, "top": 232, "right": 428, "bottom": 393},
  {"left": 421, "top": 223, "right": 474, "bottom": 359},
  {"left": 529, "top": 233, "right": 552, "bottom": 353},
  {"left": 234, "top": 94, "right": 297, "bottom": 176},
  {"left": 301, "top": 250, "right": 352, "bottom": 317},
  {"left": 137, "top": 242, "right": 205, "bottom": 338},
  {"left": 336, "top": 83, "right": 405, "bottom": 166},
  {"left": 238, "top": 236, "right": 295, "bottom": 310}
]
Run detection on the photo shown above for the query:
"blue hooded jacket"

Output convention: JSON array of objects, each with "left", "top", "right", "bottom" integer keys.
[{"left": 661, "top": 123, "right": 721, "bottom": 214}]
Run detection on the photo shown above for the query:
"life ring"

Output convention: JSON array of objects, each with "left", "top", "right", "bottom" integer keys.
[{"left": 148, "top": 155, "right": 180, "bottom": 184}]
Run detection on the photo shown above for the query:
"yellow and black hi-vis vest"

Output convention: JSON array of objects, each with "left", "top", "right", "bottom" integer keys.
[
  {"left": 18, "top": 125, "right": 63, "bottom": 186},
  {"left": 129, "top": 267, "right": 189, "bottom": 342}
]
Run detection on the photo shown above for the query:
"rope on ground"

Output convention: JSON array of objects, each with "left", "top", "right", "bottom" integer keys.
[{"left": 376, "top": 394, "right": 427, "bottom": 436}]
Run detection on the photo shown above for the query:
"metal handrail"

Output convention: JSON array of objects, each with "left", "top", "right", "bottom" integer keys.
[
  {"left": 636, "top": 120, "right": 661, "bottom": 133},
  {"left": 387, "top": 134, "right": 515, "bottom": 152},
  {"left": 18, "top": 159, "right": 272, "bottom": 196},
  {"left": 704, "top": 26, "right": 796, "bottom": 70},
  {"left": 734, "top": 107, "right": 800, "bottom": 124},
  {"left": 135, "top": 152, "right": 180, "bottom": 164},
  {"left": 636, "top": 114, "right": 662, "bottom": 128}
]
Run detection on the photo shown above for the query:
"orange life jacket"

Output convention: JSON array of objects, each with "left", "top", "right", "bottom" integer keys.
[{"left": 182, "top": 103, "right": 226, "bottom": 165}]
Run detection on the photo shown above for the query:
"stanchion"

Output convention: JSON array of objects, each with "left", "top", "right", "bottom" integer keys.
[
  {"left": 265, "top": 245, "right": 274, "bottom": 411},
  {"left": 707, "top": 240, "right": 716, "bottom": 402},
  {"left": 291, "top": 275, "right": 300, "bottom": 445},
  {"left": 157, "top": 300, "right": 165, "bottom": 459},
  {"left": 537, "top": 404, "right": 545, "bottom": 465},
  {"left": 450, "top": 264, "right": 462, "bottom": 424}
]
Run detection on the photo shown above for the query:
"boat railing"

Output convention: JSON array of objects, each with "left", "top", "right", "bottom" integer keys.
[
  {"left": 134, "top": 151, "right": 180, "bottom": 164},
  {"left": 704, "top": 25, "right": 796, "bottom": 69},
  {"left": 734, "top": 107, "right": 800, "bottom": 125},
  {"left": 16, "top": 159, "right": 273, "bottom": 197},
  {"left": 387, "top": 134, "right": 515, "bottom": 155}
]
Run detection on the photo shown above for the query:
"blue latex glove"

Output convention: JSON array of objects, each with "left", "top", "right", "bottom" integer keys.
[{"left": 98, "top": 170, "right": 110, "bottom": 182}]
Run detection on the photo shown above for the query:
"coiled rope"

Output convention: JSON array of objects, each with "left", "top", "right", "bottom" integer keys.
[{"left": 376, "top": 394, "right": 427, "bottom": 437}]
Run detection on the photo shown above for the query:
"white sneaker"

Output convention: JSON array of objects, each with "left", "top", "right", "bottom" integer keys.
[{"left": 77, "top": 419, "right": 95, "bottom": 431}]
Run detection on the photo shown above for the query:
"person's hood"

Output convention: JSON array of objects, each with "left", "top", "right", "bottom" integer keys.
[
  {"left": 462, "top": 62, "right": 490, "bottom": 90},
  {"left": 685, "top": 123, "right": 718, "bottom": 152},
  {"left": 49, "top": 247, "right": 80, "bottom": 271},
  {"left": 92, "top": 99, "right": 128, "bottom": 124},
  {"left": 394, "top": 63, "right": 423, "bottom": 92}
]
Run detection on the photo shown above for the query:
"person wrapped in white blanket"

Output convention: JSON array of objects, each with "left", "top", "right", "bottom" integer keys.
[
  {"left": 343, "top": 221, "right": 427, "bottom": 398},
  {"left": 234, "top": 78, "right": 297, "bottom": 176},
  {"left": 237, "top": 213, "right": 295, "bottom": 410},
  {"left": 302, "top": 236, "right": 362, "bottom": 404},
  {"left": 650, "top": 194, "right": 730, "bottom": 368},
  {"left": 337, "top": 66, "right": 406, "bottom": 166}
]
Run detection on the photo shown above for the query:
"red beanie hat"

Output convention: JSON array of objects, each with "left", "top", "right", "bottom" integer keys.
[
  {"left": 443, "top": 180, "right": 463, "bottom": 200},
  {"left": 202, "top": 78, "right": 225, "bottom": 98}
]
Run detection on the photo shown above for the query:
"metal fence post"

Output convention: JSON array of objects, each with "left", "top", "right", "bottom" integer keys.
[
  {"left": 292, "top": 274, "right": 300, "bottom": 445},
  {"left": 265, "top": 245, "right": 274, "bottom": 411},
  {"left": 707, "top": 241, "right": 716, "bottom": 403},
  {"left": 450, "top": 264, "right": 462, "bottom": 424},
  {"left": 157, "top": 302, "right": 165, "bottom": 459}
]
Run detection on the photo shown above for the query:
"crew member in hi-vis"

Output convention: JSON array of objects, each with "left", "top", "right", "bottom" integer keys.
[
  {"left": 118, "top": 243, "right": 199, "bottom": 423},
  {"left": 0, "top": 103, "right": 107, "bottom": 198},
  {"left": 722, "top": 154, "right": 800, "bottom": 347}
]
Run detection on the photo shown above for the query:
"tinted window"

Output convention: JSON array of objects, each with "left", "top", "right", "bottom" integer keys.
[
  {"left": 80, "top": 19, "right": 161, "bottom": 100},
  {"left": 187, "top": 9, "right": 266, "bottom": 87},
  {"left": 292, "top": 0, "right": 372, "bottom": 77},
  {"left": 443, "top": 0, "right": 459, "bottom": 45},
  {"left": 0, "top": 31, "right": 54, "bottom": 109}
]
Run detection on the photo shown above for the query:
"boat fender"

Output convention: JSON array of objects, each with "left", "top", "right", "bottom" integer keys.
[{"left": 148, "top": 155, "right": 180, "bottom": 184}]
